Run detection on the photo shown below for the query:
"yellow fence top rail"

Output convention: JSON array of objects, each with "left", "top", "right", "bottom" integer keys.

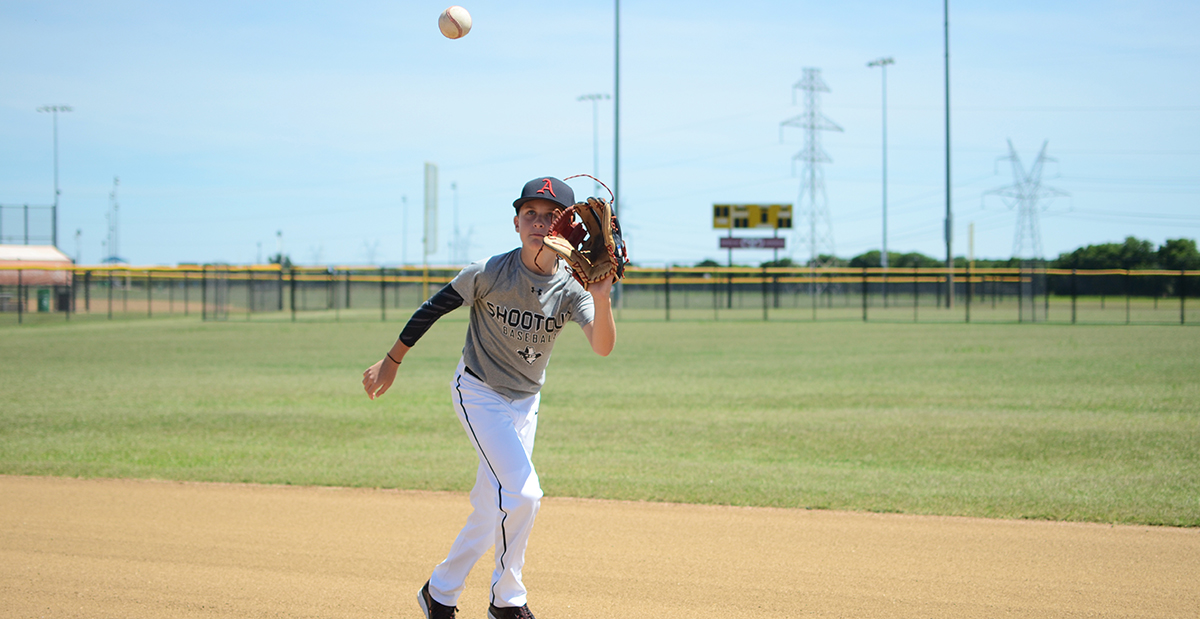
[{"left": 2, "top": 264, "right": 1198, "bottom": 277}]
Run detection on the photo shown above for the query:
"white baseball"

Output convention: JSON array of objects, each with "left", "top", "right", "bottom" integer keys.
[{"left": 438, "top": 6, "right": 472, "bottom": 39}]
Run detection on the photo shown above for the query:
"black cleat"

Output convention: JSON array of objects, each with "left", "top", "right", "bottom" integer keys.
[
  {"left": 487, "top": 602, "right": 535, "bottom": 619},
  {"left": 418, "top": 581, "right": 458, "bottom": 619}
]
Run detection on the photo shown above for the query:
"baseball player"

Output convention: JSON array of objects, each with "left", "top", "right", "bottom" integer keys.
[{"left": 362, "top": 176, "right": 617, "bottom": 619}]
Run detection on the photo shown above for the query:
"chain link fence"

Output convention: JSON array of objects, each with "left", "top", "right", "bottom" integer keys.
[{"left": 2, "top": 263, "right": 1197, "bottom": 326}]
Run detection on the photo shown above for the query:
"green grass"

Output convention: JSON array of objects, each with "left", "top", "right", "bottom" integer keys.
[{"left": 1, "top": 316, "right": 1197, "bottom": 526}]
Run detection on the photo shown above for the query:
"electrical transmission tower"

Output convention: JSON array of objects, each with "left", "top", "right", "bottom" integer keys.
[
  {"left": 781, "top": 68, "right": 843, "bottom": 266},
  {"left": 984, "top": 140, "right": 1068, "bottom": 259}
]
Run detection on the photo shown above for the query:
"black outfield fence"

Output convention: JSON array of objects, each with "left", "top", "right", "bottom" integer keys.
[{"left": 2, "top": 263, "right": 1197, "bottom": 326}]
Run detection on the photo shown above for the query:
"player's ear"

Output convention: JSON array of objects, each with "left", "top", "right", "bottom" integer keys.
[{"left": 513, "top": 214, "right": 519, "bottom": 232}]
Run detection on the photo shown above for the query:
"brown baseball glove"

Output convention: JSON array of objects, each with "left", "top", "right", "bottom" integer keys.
[{"left": 541, "top": 196, "right": 628, "bottom": 290}]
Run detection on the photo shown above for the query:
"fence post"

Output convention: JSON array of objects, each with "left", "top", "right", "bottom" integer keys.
[
  {"left": 811, "top": 267, "right": 818, "bottom": 321},
  {"left": 16, "top": 268, "right": 22, "bottom": 324},
  {"left": 664, "top": 265, "right": 672, "bottom": 322},
  {"left": 290, "top": 267, "right": 297, "bottom": 322},
  {"left": 380, "top": 267, "right": 387, "bottom": 322},
  {"left": 712, "top": 267, "right": 719, "bottom": 320},
  {"left": 277, "top": 268, "right": 284, "bottom": 311},
  {"left": 761, "top": 266, "right": 768, "bottom": 321},
  {"left": 882, "top": 268, "right": 888, "bottom": 309},
  {"left": 965, "top": 262, "right": 971, "bottom": 323},
  {"left": 1181, "top": 270, "right": 1187, "bottom": 325},
  {"left": 147, "top": 271, "right": 153, "bottom": 318},
  {"left": 67, "top": 272, "right": 74, "bottom": 321},
  {"left": 85, "top": 270, "right": 91, "bottom": 312},
  {"left": 183, "top": 271, "right": 189, "bottom": 316},
  {"left": 107, "top": 270, "right": 114, "bottom": 320},
  {"left": 1018, "top": 265, "right": 1024, "bottom": 324},
  {"left": 727, "top": 269, "right": 733, "bottom": 309},
  {"left": 861, "top": 267, "right": 868, "bottom": 322},
  {"left": 1071, "top": 268, "right": 1078, "bottom": 324},
  {"left": 1043, "top": 262, "right": 1049, "bottom": 322},
  {"left": 913, "top": 266, "right": 919, "bottom": 323},
  {"left": 1125, "top": 270, "right": 1131, "bottom": 325}
]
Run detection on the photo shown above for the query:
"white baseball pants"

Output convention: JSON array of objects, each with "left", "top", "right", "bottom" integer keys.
[{"left": 428, "top": 360, "right": 542, "bottom": 609}]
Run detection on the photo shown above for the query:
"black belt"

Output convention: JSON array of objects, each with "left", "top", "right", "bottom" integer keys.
[{"left": 463, "top": 365, "right": 482, "bottom": 381}]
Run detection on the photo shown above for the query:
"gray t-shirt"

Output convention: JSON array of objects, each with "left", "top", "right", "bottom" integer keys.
[{"left": 450, "top": 248, "right": 595, "bottom": 400}]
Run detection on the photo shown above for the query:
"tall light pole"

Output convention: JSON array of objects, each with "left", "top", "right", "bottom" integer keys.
[
  {"left": 577, "top": 94, "right": 610, "bottom": 196},
  {"left": 613, "top": 0, "right": 623, "bottom": 312},
  {"left": 944, "top": 0, "right": 954, "bottom": 308},
  {"left": 867, "top": 57, "right": 893, "bottom": 270},
  {"left": 37, "top": 105, "right": 72, "bottom": 248},
  {"left": 613, "top": 1, "right": 620, "bottom": 217}
]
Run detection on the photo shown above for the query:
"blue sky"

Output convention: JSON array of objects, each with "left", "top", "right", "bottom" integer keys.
[{"left": 1, "top": 0, "right": 1197, "bottom": 267}]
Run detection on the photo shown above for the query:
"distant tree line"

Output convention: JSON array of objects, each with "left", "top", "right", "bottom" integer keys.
[
  {"left": 692, "top": 237, "right": 1198, "bottom": 297},
  {"left": 694, "top": 237, "right": 1199, "bottom": 272},
  {"left": 1051, "top": 237, "right": 1200, "bottom": 271},
  {"left": 1044, "top": 237, "right": 1199, "bottom": 297}
]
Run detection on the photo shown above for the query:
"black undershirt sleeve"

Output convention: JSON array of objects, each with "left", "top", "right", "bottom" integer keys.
[{"left": 398, "top": 283, "right": 464, "bottom": 347}]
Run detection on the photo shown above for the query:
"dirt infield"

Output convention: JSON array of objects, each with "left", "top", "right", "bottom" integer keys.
[{"left": 2, "top": 476, "right": 1196, "bottom": 618}]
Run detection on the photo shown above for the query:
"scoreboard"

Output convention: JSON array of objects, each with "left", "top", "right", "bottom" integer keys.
[{"left": 713, "top": 204, "right": 792, "bottom": 230}]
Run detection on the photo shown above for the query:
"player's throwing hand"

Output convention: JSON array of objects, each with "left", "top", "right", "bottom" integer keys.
[{"left": 362, "top": 346, "right": 406, "bottom": 400}]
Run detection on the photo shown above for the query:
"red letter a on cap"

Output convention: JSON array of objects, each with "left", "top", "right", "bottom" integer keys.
[{"left": 537, "top": 179, "right": 556, "bottom": 197}]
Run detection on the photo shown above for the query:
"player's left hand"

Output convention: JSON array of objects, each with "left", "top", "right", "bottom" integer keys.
[
  {"left": 541, "top": 197, "right": 628, "bottom": 291},
  {"left": 589, "top": 274, "right": 614, "bottom": 300}
]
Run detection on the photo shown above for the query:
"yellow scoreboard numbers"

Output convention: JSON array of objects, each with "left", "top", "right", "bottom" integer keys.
[{"left": 713, "top": 204, "right": 792, "bottom": 230}]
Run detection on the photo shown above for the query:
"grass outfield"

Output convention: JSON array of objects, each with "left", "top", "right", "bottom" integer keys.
[{"left": 1, "top": 316, "right": 1197, "bottom": 526}]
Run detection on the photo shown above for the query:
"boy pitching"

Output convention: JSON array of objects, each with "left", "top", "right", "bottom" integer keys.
[{"left": 362, "top": 176, "right": 617, "bottom": 619}]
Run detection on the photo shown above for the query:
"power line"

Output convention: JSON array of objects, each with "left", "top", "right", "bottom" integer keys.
[
  {"left": 1067, "top": 208, "right": 1200, "bottom": 221},
  {"left": 1059, "top": 175, "right": 1200, "bottom": 187}
]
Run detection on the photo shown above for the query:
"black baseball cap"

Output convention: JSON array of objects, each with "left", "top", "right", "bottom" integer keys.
[{"left": 513, "top": 176, "right": 575, "bottom": 211}]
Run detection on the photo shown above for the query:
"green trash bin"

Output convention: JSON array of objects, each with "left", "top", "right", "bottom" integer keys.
[{"left": 37, "top": 288, "right": 51, "bottom": 312}]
